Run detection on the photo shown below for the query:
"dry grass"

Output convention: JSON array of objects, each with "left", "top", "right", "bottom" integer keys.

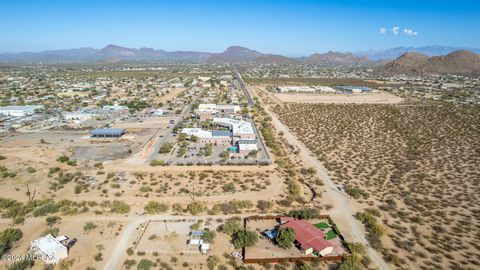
[{"left": 275, "top": 103, "right": 480, "bottom": 269}]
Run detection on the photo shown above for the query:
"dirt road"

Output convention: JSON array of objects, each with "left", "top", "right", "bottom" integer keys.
[{"left": 255, "top": 89, "right": 390, "bottom": 270}]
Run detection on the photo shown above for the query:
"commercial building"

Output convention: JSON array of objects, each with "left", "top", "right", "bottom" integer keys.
[
  {"left": 236, "top": 139, "right": 259, "bottom": 155},
  {"left": 280, "top": 219, "right": 333, "bottom": 256},
  {"left": 30, "top": 234, "right": 68, "bottom": 263},
  {"left": 213, "top": 118, "right": 255, "bottom": 142},
  {"left": 0, "top": 105, "right": 44, "bottom": 117},
  {"left": 90, "top": 128, "right": 125, "bottom": 138},
  {"left": 195, "top": 104, "right": 241, "bottom": 121},
  {"left": 181, "top": 128, "right": 231, "bottom": 144}
]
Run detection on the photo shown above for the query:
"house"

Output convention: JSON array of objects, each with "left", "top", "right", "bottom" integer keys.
[
  {"left": 280, "top": 219, "right": 333, "bottom": 256},
  {"left": 30, "top": 234, "right": 68, "bottom": 263}
]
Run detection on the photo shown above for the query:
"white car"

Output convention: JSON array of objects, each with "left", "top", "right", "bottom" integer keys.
[{"left": 231, "top": 251, "right": 243, "bottom": 260}]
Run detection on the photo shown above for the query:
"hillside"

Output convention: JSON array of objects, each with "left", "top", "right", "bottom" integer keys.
[
  {"left": 303, "top": 51, "right": 368, "bottom": 65},
  {"left": 376, "top": 50, "right": 480, "bottom": 76}
]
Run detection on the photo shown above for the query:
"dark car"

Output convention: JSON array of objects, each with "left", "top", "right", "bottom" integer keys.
[{"left": 66, "top": 238, "right": 77, "bottom": 248}]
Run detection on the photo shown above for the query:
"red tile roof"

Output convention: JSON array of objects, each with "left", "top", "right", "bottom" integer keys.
[{"left": 280, "top": 219, "right": 333, "bottom": 253}]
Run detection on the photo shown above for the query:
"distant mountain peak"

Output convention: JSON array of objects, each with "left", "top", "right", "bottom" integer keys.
[{"left": 376, "top": 50, "right": 480, "bottom": 76}]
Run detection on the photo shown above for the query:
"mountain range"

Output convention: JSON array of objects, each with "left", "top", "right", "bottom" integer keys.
[
  {"left": 0, "top": 44, "right": 479, "bottom": 66},
  {"left": 356, "top": 45, "right": 480, "bottom": 61},
  {"left": 375, "top": 50, "right": 480, "bottom": 76}
]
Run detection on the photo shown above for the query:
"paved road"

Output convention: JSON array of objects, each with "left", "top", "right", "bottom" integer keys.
[
  {"left": 232, "top": 66, "right": 255, "bottom": 106},
  {"left": 263, "top": 102, "right": 390, "bottom": 270}
]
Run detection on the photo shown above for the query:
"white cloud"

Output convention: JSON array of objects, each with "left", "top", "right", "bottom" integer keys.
[
  {"left": 379, "top": 27, "right": 387, "bottom": 34},
  {"left": 404, "top": 28, "right": 418, "bottom": 36},
  {"left": 392, "top": 26, "right": 400, "bottom": 35}
]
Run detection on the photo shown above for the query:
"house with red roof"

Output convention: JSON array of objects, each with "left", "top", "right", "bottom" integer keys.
[{"left": 280, "top": 219, "right": 334, "bottom": 256}]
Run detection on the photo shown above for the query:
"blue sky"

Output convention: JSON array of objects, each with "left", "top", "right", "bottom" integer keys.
[{"left": 0, "top": 0, "right": 479, "bottom": 56}]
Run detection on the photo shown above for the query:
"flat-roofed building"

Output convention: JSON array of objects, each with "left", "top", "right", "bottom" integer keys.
[
  {"left": 213, "top": 118, "right": 255, "bottom": 142},
  {"left": 0, "top": 105, "right": 43, "bottom": 117},
  {"left": 30, "top": 234, "right": 68, "bottom": 263},
  {"left": 181, "top": 128, "right": 231, "bottom": 144},
  {"left": 236, "top": 139, "right": 259, "bottom": 155}
]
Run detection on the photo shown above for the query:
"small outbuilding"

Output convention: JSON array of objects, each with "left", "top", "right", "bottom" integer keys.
[
  {"left": 30, "top": 234, "right": 68, "bottom": 263},
  {"left": 90, "top": 128, "right": 125, "bottom": 138}
]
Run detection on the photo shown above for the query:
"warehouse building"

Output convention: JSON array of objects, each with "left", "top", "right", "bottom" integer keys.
[
  {"left": 0, "top": 105, "right": 44, "bottom": 117},
  {"left": 90, "top": 128, "right": 125, "bottom": 138}
]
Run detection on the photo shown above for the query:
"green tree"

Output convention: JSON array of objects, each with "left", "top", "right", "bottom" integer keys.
[
  {"left": 203, "top": 231, "right": 216, "bottom": 243},
  {"left": 219, "top": 218, "right": 243, "bottom": 236},
  {"left": 233, "top": 230, "right": 258, "bottom": 249},
  {"left": 276, "top": 228, "right": 296, "bottom": 249}
]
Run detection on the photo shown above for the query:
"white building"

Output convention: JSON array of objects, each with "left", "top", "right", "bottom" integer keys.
[
  {"left": 0, "top": 105, "right": 43, "bottom": 117},
  {"left": 30, "top": 234, "right": 68, "bottom": 263},
  {"left": 102, "top": 105, "right": 128, "bottom": 111},
  {"left": 180, "top": 128, "right": 231, "bottom": 144},
  {"left": 213, "top": 118, "right": 255, "bottom": 141},
  {"left": 237, "top": 139, "right": 259, "bottom": 154}
]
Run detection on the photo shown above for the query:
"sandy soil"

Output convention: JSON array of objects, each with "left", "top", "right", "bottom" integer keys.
[{"left": 272, "top": 91, "right": 403, "bottom": 104}]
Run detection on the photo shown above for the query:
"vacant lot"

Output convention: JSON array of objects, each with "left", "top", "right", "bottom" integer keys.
[
  {"left": 275, "top": 103, "right": 480, "bottom": 269},
  {"left": 273, "top": 92, "right": 403, "bottom": 104}
]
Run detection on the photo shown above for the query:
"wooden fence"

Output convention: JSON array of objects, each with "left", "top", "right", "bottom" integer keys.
[
  {"left": 244, "top": 255, "right": 344, "bottom": 264},
  {"left": 243, "top": 215, "right": 349, "bottom": 264}
]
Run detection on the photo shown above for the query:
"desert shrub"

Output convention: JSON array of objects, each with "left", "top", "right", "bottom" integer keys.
[
  {"left": 186, "top": 201, "right": 207, "bottom": 215},
  {"left": 137, "top": 259, "right": 153, "bottom": 270},
  {"left": 0, "top": 228, "right": 23, "bottom": 256},
  {"left": 83, "top": 222, "right": 98, "bottom": 233},
  {"left": 123, "top": 259, "right": 136, "bottom": 269},
  {"left": 207, "top": 255, "right": 220, "bottom": 270},
  {"left": 56, "top": 155, "right": 69, "bottom": 163},
  {"left": 32, "top": 202, "right": 59, "bottom": 217},
  {"left": 287, "top": 208, "right": 319, "bottom": 219},
  {"left": 150, "top": 160, "right": 166, "bottom": 166},
  {"left": 46, "top": 216, "right": 61, "bottom": 226},
  {"left": 257, "top": 200, "right": 273, "bottom": 211},
  {"left": 6, "top": 258, "right": 34, "bottom": 270},
  {"left": 144, "top": 201, "right": 169, "bottom": 214},
  {"left": 159, "top": 143, "right": 173, "bottom": 154},
  {"left": 110, "top": 200, "right": 130, "bottom": 214}
]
